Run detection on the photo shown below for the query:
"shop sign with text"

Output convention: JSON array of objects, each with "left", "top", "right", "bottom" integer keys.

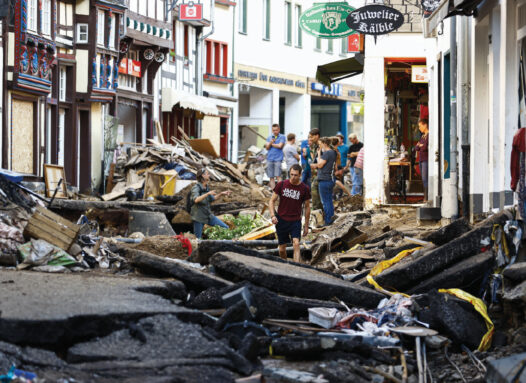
[
  {"left": 311, "top": 82, "right": 342, "bottom": 97},
  {"left": 346, "top": 5, "right": 404, "bottom": 35},
  {"left": 299, "top": 2, "right": 356, "bottom": 39}
]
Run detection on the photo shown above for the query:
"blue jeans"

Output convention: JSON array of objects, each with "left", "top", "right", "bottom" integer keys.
[
  {"left": 319, "top": 180, "right": 335, "bottom": 225},
  {"left": 352, "top": 167, "right": 363, "bottom": 195},
  {"left": 193, "top": 215, "right": 229, "bottom": 239},
  {"left": 419, "top": 161, "right": 428, "bottom": 188},
  {"left": 301, "top": 166, "right": 311, "bottom": 188}
]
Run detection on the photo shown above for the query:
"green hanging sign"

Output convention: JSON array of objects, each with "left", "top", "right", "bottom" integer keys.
[{"left": 299, "top": 2, "right": 356, "bottom": 39}]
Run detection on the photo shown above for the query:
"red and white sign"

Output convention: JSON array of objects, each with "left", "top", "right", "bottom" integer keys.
[
  {"left": 119, "top": 58, "right": 128, "bottom": 74},
  {"left": 347, "top": 34, "right": 363, "bottom": 53},
  {"left": 411, "top": 65, "right": 428, "bottom": 83},
  {"left": 180, "top": 3, "right": 203, "bottom": 20},
  {"left": 128, "top": 59, "right": 141, "bottom": 77}
]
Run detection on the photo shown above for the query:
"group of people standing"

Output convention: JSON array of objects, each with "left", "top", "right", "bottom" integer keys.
[{"left": 266, "top": 124, "right": 364, "bottom": 225}]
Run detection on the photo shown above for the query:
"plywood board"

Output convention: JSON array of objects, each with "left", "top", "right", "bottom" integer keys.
[
  {"left": 188, "top": 138, "right": 219, "bottom": 158},
  {"left": 11, "top": 99, "right": 34, "bottom": 174},
  {"left": 44, "top": 164, "right": 67, "bottom": 198}
]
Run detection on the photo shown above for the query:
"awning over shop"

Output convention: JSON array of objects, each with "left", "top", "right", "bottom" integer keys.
[
  {"left": 425, "top": 0, "right": 483, "bottom": 37},
  {"left": 316, "top": 54, "right": 364, "bottom": 87},
  {"left": 161, "top": 88, "right": 219, "bottom": 116}
]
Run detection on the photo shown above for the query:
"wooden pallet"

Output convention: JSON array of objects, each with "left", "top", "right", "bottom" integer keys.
[{"left": 24, "top": 205, "right": 80, "bottom": 251}]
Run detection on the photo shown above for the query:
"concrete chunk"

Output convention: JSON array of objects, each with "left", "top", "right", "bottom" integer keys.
[
  {"left": 128, "top": 211, "right": 176, "bottom": 236},
  {"left": 210, "top": 252, "right": 385, "bottom": 309}
]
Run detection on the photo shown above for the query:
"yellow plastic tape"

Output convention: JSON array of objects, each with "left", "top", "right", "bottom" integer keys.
[
  {"left": 366, "top": 247, "right": 422, "bottom": 298},
  {"left": 491, "top": 224, "right": 510, "bottom": 259},
  {"left": 438, "top": 288, "right": 494, "bottom": 351}
]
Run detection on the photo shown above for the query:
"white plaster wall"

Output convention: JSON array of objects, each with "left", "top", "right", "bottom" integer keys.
[
  {"left": 202, "top": 115, "right": 221, "bottom": 154},
  {"left": 235, "top": 0, "right": 362, "bottom": 86},
  {"left": 282, "top": 92, "right": 308, "bottom": 140},
  {"left": 76, "top": 50, "right": 89, "bottom": 93},
  {"left": 76, "top": 0, "right": 89, "bottom": 15}
]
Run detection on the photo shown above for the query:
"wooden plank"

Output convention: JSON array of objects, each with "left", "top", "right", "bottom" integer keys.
[
  {"left": 155, "top": 120, "right": 165, "bottom": 145},
  {"left": 31, "top": 213, "right": 78, "bottom": 239},
  {"left": 43, "top": 164, "right": 67, "bottom": 198},
  {"left": 333, "top": 251, "right": 378, "bottom": 261},
  {"left": 26, "top": 219, "right": 76, "bottom": 246},
  {"left": 35, "top": 206, "right": 79, "bottom": 231},
  {"left": 24, "top": 222, "right": 72, "bottom": 250},
  {"left": 188, "top": 138, "right": 219, "bottom": 158},
  {"left": 102, "top": 180, "right": 144, "bottom": 201},
  {"left": 239, "top": 225, "right": 276, "bottom": 241},
  {"left": 106, "top": 163, "right": 116, "bottom": 193}
]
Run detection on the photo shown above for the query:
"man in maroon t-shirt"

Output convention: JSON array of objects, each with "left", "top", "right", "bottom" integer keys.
[{"left": 269, "top": 164, "right": 311, "bottom": 262}]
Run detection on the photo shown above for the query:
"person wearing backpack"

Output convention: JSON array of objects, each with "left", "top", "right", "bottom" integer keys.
[{"left": 190, "top": 168, "right": 231, "bottom": 239}]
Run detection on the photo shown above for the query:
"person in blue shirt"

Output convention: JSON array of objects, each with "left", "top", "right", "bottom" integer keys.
[
  {"left": 264, "top": 123, "right": 286, "bottom": 190},
  {"left": 335, "top": 132, "right": 349, "bottom": 168}
]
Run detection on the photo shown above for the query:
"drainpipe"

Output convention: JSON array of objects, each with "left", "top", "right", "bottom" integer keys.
[
  {"left": 445, "top": 16, "right": 459, "bottom": 219},
  {"left": 460, "top": 17, "right": 471, "bottom": 218},
  {"left": 230, "top": 4, "right": 235, "bottom": 161}
]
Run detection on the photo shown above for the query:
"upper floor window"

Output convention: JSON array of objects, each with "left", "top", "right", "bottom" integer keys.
[
  {"left": 340, "top": 38, "right": 347, "bottom": 55},
  {"left": 129, "top": 0, "right": 138, "bottom": 13},
  {"left": 42, "top": 0, "right": 51, "bottom": 35},
  {"left": 27, "top": 0, "right": 37, "bottom": 32},
  {"left": 97, "top": 10, "right": 105, "bottom": 46},
  {"left": 327, "top": 39, "right": 333, "bottom": 54},
  {"left": 239, "top": 0, "right": 247, "bottom": 34},
  {"left": 262, "top": 0, "right": 270, "bottom": 40},
  {"left": 206, "top": 40, "right": 228, "bottom": 77},
  {"left": 294, "top": 4, "right": 302, "bottom": 48},
  {"left": 284, "top": 1, "right": 292, "bottom": 45},
  {"left": 59, "top": 66, "right": 67, "bottom": 101},
  {"left": 77, "top": 23, "right": 88, "bottom": 43},
  {"left": 109, "top": 14, "right": 116, "bottom": 49}
]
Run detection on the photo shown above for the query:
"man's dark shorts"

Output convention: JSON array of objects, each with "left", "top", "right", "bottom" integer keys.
[{"left": 276, "top": 215, "right": 301, "bottom": 245}]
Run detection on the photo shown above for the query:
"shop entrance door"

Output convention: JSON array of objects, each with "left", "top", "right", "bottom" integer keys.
[{"left": 220, "top": 117, "right": 228, "bottom": 158}]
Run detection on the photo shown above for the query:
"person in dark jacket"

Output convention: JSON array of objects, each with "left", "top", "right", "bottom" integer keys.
[
  {"left": 415, "top": 119, "right": 429, "bottom": 202},
  {"left": 190, "top": 168, "right": 231, "bottom": 238},
  {"left": 511, "top": 127, "right": 526, "bottom": 218}
]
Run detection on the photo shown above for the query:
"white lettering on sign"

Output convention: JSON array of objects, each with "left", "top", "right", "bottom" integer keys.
[{"left": 282, "top": 188, "right": 301, "bottom": 200}]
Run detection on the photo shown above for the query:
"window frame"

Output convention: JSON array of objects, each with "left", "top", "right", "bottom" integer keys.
[
  {"left": 42, "top": 0, "right": 51, "bottom": 36},
  {"left": 294, "top": 4, "right": 302, "bottom": 48},
  {"left": 109, "top": 14, "right": 116, "bottom": 49},
  {"left": 77, "top": 23, "right": 89, "bottom": 44},
  {"left": 284, "top": 1, "right": 292, "bottom": 45},
  {"left": 239, "top": 0, "right": 247, "bottom": 34},
  {"left": 59, "top": 66, "right": 66, "bottom": 101},
  {"left": 27, "top": 0, "right": 38, "bottom": 32},
  {"left": 262, "top": 0, "right": 270, "bottom": 40},
  {"left": 97, "top": 10, "right": 105, "bottom": 47},
  {"left": 327, "top": 39, "right": 333, "bottom": 54},
  {"left": 315, "top": 37, "right": 321, "bottom": 51}
]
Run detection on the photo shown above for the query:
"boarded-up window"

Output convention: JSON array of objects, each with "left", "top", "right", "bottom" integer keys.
[{"left": 11, "top": 99, "right": 34, "bottom": 174}]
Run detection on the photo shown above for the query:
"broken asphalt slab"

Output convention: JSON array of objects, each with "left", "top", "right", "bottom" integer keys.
[
  {"left": 363, "top": 210, "right": 513, "bottom": 292},
  {"left": 407, "top": 252, "right": 494, "bottom": 295},
  {"left": 68, "top": 314, "right": 252, "bottom": 376},
  {"left": 503, "top": 262, "right": 526, "bottom": 283},
  {"left": 122, "top": 247, "right": 233, "bottom": 291},
  {"left": 0, "top": 270, "right": 201, "bottom": 346},
  {"left": 209, "top": 252, "right": 385, "bottom": 309}
]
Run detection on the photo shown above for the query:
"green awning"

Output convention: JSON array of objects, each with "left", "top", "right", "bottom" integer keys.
[{"left": 316, "top": 54, "right": 364, "bottom": 86}]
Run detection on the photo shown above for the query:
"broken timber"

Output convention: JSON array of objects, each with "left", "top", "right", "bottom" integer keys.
[{"left": 210, "top": 252, "right": 385, "bottom": 309}]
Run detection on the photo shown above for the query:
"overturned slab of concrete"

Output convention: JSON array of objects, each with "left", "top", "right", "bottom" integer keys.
[
  {"left": 68, "top": 314, "right": 252, "bottom": 376},
  {"left": 123, "top": 247, "right": 232, "bottom": 291},
  {"left": 407, "top": 252, "right": 494, "bottom": 295},
  {"left": 0, "top": 270, "right": 196, "bottom": 346},
  {"left": 366, "top": 210, "right": 513, "bottom": 292},
  {"left": 209, "top": 252, "right": 385, "bottom": 309},
  {"left": 422, "top": 218, "right": 471, "bottom": 246}
]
